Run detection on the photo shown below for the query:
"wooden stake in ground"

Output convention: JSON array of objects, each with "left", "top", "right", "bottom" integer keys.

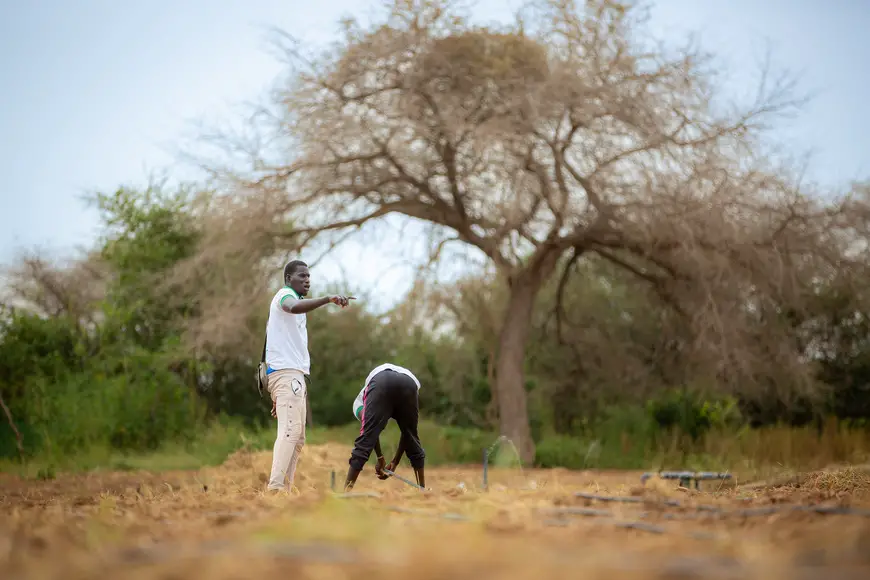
[{"left": 0, "top": 391, "right": 24, "bottom": 460}]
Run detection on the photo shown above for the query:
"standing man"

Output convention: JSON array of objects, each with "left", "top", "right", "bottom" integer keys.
[
  {"left": 344, "top": 363, "right": 426, "bottom": 491},
  {"left": 265, "top": 259, "right": 353, "bottom": 493}
]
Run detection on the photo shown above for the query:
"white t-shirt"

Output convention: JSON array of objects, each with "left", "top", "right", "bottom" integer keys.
[
  {"left": 265, "top": 286, "right": 310, "bottom": 375},
  {"left": 352, "top": 363, "right": 421, "bottom": 421}
]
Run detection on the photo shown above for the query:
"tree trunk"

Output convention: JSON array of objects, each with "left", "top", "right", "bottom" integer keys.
[
  {"left": 486, "top": 345, "right": 498, "bottom": 427},
  {"left": 493, "top": 273, "right": 544, "bottom": 465}
]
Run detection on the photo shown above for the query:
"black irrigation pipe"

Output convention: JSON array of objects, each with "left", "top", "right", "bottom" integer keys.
[
  {"left": 333, "top": 491, "right": 381, "bottom": 499},
  {"left": 641, "top": 471, "right": 733, "bottom": 489},
  {"left": 386, "top": 504, "right": 716, "bottom": 537},
  {"left": 106, "top": 539, "right": 361, "bottom": 567},
  {"left": 541, "top": 507, "right": 724, "bottom": 539},
  {"left": 574, "top": 493, "right": 870, "bottom": 519},
  {"left": 542, "top": 517, "right": 666, "bottom": 535},
  {"left": 541, "top": 500, "right": 870, "bottom": 543},
  {"left": 385, "top": 506, "right": 470, "bottom": 521},
  {"left": 649, "top": 504, "right": 870, "bottom": 520},
  {"left": 576, "top": 492, "right": 671, "bottom": 506},
  {"left": 542, "top": 507, "right": 613, "bottom": 517},
  {"left": 539, "top": 510, "right": 719, "bottom": 541},
  {"left": 386, "top": 504, "right": 716, "bottom": 536},
  {"left": 575, "top": 492, "right": 719, "bottom": 511}
]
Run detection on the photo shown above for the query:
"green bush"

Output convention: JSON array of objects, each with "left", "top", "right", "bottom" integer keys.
[
  {"left": 534, "top": 434, "right": 595, "bottom": 469},
  {"left": 436, "top": 424, "right": 496, "bottom": 463},
  {"left": 646, "top": 390, "right": 742, "bottom": 441},
  {"left": 17, "top": 362, "right": 204, "bottom": 458}
]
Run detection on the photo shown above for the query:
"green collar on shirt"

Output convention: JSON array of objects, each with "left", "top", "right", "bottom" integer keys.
[{"left": 281, "top": 286, "right": 301, "bottom": 304}]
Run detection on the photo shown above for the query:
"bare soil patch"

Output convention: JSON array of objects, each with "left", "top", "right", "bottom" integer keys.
[{"left": 3, "top": 443, "right": 870, "bottom": 579}]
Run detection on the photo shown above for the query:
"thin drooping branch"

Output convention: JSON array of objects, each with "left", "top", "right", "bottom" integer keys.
[
  {"left": 288, "top": 202, "right": 413, "bottom": 238},
  {"left": 0, "top": 392, "right": 24, "bottom": 460},
  {"left": 593, "top": 247, "right": 688, "bottom": 319},
  {"left": 553, "top": 247, "right": 584, "bottom": 344}
]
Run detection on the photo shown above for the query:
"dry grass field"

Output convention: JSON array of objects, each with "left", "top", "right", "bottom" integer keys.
[{"left": 3, "top": 442, "right": 870, "bottom": 580}]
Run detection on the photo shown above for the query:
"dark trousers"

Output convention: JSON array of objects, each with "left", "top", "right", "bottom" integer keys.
[{"left": 349, "top": 369, "right": 425, "bottom": 471}]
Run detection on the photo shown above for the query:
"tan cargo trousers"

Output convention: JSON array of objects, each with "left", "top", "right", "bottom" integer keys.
[{"left": 267, "top": 369, "right": 307, "bottom": 491}]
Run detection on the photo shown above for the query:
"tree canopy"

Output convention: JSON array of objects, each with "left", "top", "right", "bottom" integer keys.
[
  {"left": 5, "top": 1, "right": 869, "bottom": 466},
  {"left": 179, "top": 0, "right": 870, "bottom": 462}
]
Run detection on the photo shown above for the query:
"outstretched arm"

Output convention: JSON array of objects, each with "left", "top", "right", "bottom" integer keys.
[{"left": 282, "top": 295, "right": 354, "bottom": 314}]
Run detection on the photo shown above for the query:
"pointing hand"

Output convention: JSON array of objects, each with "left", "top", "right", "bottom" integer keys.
[{"left": 329, "top": 295, "right": 356, "bottom": 308}]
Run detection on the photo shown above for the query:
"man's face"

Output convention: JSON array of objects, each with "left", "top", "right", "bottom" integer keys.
[{"left": 288, "top": 266, "right": 310, "bottom": 297}]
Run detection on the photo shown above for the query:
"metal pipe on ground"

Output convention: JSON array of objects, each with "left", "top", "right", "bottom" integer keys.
[{"left": 383, "top": 468, "right": 426, "bottom": 491}]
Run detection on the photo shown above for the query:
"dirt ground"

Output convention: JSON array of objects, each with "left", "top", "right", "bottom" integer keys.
[{"left": 2, "top": 443, "right": 870, "bottom": 580}]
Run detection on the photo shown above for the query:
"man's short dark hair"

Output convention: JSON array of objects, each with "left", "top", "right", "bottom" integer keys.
[{"left": 284, "top": 260, "right": 308, "bottom": 282}]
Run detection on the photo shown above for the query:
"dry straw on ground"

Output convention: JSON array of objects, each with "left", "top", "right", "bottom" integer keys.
[{"left": 2, "top": 442, "right": 870, "bottom": 579}]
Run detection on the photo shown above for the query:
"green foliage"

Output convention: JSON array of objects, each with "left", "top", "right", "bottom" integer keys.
[
  {"left": 0, "top": 310, "right": 84, "bottom": 457},
  {"left": 36, "top": 465, "right": 56, "bottom": 480},
  {"left": 7, "top": 417, "right": 866, "bottom": 481},
  {"left": 0, "top": 307, "right": 83, "bottom": 393},
  {"left": 534, "top": 434, "right": 598, "bottom": 469},
  {"left": 0, "top": 310, "right": 205, "bottom": 459},
  {"left": 646, "top": 390, "right": 742, "bottom": 441},
  {"left": 93, "top": 185, "right": 200, "bottom": 351},
  {"left": 0, "top": 184, "right": 207, "bottom": 460},
  {"left": 535, "top": 394, "right": 742, "bottom": 470},
  {"left": 4, "top": 179, "right": 870, "bottom": 471}
]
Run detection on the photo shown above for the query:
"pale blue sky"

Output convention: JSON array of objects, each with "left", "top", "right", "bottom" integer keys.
[{"left": 1, "top": 1, "right": 868, "bottom": 309}]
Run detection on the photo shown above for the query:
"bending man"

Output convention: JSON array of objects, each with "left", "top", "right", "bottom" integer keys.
[{"left": 344, "top": 363, "right": 425, "bottom": 490}]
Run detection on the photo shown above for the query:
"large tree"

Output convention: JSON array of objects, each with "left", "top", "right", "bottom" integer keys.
[{"left": 191, "top": 0, "right": 866, "bottom": 462}]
